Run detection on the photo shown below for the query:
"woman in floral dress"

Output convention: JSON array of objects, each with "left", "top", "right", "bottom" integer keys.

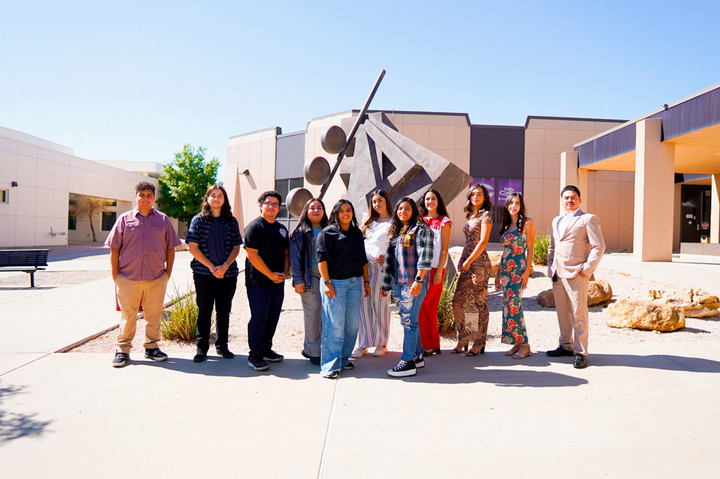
[
  {"left": 451, "top": 184, "right": 493, "bottom": 356},
  {"left": 495, "top": 193, "right": 535, "bottom": 359}
]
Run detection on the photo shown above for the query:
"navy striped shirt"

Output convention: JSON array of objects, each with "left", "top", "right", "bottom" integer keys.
[{"left": 186, "top": 214, "right": 243, "bottom": 277}]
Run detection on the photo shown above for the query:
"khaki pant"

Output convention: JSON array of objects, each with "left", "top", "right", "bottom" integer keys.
[
  {"left": 552, "top": 275, "right": 590, "bottom": 356},
  {"left": 115, "top": 273, "right": 169, "bottom": 354}
]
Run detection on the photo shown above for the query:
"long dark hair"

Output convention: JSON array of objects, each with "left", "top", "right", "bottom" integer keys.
[
  {"left": 361, "top": 189, "right": 393, "bottom": 233},
  {"left": 463, "top": 183, "right": 493, "bottom": 220},
  {"left": 200, "top": 184, "right": 234, "bottom": 221},
  {"left": 293, "top": 197, "right": 328, "bottom": 235},
  {"left": 328, "top": 199, "right": 362, "bottom": 235},
  {"left": 417, "top": 188, "right": 449, "bottom": 217},
  {"left": 499, "top": 193, "right": 527, "bottom": 237},
  {"left": 388, "top": 197, "right": 423, "bottom": 240}
]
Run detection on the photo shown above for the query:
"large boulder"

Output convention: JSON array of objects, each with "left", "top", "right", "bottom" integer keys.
[
  {"left": 647, "top": 289, "right": 720, "bottom": 319},
  {"left": 605, "top": 298, "right": 685, "bottom": 331},
  {"left": 535, "top": 280, "right": 613, "bottom": 308},
  {"left": 536, "top": 289, "right": 555, "bottom": 308},
  {"left": 588, "top": 280, "right": 613, "bottom": 306}
]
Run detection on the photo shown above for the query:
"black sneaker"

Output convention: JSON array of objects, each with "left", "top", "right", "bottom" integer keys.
[
  {"left": 388, "top": 360, "right": 417, "bottom": 377},
  {"left": 248, "top": 356, "right": 270, "bottom": 371},
  {"left": 414, "top": 356, "right": 425, "bottom": 368},
  {"left": 112, "top": 351, "right": 129, "bottom": 368},
  {"left": 144, "top": 348, "right": 168, "bottom": 362},
  {"left": 323, "top": 370, "right": 340, "bottom": 379},
  {"left": 193, "top": 349, "right": 207, "bottom": 363},
  {"left": 263, "top": 350, "right": 284, "bottom": 362},
  {"left": 343, "top": 362, "right": 355, "bottom": 370},
  {"left": 216, "top": 346, "right": 235, "bottom": 359}
]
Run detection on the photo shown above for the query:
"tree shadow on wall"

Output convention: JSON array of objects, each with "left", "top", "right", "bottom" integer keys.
[{"left": 0, "top": 384, "right": 51, "bottom": 442}]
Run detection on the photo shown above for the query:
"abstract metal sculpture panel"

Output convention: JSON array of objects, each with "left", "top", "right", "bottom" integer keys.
[{"left": 287, "top": 70, "right": 472, "bottom": 218}]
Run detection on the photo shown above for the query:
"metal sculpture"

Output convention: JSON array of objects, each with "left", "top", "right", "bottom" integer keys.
[{"left": 286, "top": 69, "right": 472, "bottom": 218}]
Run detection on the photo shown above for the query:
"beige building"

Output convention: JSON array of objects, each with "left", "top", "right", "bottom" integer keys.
[
  {"left": 225, "top": 111, "right": 631, "bottom": 250},
  {"left": 0, "top": 126, "right": 162, "bottom": 248}
]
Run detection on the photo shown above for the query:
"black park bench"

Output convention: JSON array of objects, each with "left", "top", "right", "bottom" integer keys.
[{"left": 0, "top": 249, "right": 50, "bottom": 288}]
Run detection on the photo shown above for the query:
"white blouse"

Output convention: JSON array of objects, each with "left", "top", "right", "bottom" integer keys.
[{"left": 363, "top": 220, "right": 391, "bottom": 260}]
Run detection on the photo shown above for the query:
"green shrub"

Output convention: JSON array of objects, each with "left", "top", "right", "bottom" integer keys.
[
  {"left": 161, "top": 284, "right": 198, "bottom": 341},
  {"left": 533, "top": 233, "right": 551, "bottom": 266},
  {"left": 437, "top": 274, "right": 459, "bottom": 334}
]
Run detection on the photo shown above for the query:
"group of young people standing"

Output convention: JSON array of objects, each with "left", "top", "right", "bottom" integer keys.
[
  {"left": 287, "top": 184, "right": 538, "bottom": 378},
  {"left": 107, "top": 180, "right": 547, "bottom": 375}
]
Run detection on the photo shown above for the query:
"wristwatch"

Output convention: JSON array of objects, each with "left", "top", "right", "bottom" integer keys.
[
  {"left": 324, "top": 279, "right": 331, "bottom": 285},
  {"left": 414, "top": 275, "right": 424, "bottom": 283}
]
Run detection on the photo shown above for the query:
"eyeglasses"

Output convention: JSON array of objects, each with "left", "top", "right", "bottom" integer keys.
[{"left": 262, "top": 201, "right": 280, "bottom": 208}]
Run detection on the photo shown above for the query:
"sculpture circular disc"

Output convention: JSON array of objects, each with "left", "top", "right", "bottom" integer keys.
[
  {"left": 286, "top": 187, "right": 313, "bottom": 218},
  {"left": 304, "top": 156, "right": 331, "bottom": 186},
  {"left": 320, "top": 125, "right": 347, "bottom": 155}
]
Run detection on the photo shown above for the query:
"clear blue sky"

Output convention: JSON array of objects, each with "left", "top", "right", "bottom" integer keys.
[{"left": 2, "top": 0, "right": 719, "bottom": 179}]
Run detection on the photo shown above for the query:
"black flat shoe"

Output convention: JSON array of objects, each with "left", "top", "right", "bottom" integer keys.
[
  {"left": 573, "top": 354, "right": 588, "bottom": 369},
  {"left": 193, "top": 350, "right": 207, "bottom": 363},
  {"left": 546, "top": 346, "right": 574, "bottom": 357}
]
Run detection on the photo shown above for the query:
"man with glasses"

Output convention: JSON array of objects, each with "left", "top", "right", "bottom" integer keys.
[{"left": 243, "top": 191, "right": 290, "bottom": 371}]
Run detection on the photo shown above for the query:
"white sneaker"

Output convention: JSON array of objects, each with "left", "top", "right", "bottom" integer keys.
[
  {"left": 373, "top": 346, "right": 387, "bottom": 357},
  {"left": 351, "top": 348, "right": 368, "bottom": 359}
]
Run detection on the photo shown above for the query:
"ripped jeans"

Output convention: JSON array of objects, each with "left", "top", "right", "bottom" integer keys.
[{"left": 391, "top": 279, "right": 428, "bottom": 362}]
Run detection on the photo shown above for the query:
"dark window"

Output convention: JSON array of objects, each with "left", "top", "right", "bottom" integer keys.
[
  {"left": 274, "top": 177, "right": 303, "bottom": 230},
  {"left": 102, "top": 212, "right": 117, "bottom": 231},
  {"left": 0, "top": 189, "right": 8, "bottom": 203},
  {"left": 68, "top": 212, "right": 77, "bottom": 230}
]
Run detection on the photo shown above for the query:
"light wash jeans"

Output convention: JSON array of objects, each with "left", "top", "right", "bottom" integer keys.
[
  {"left": 320, "top": 276, "right": 362, "bottom": 375},
  {"left": 392, "top": 279, "right": 428, "bottom": 362},
  {"left": 301, "top": 268, "right": 322, "bottom": 358}
]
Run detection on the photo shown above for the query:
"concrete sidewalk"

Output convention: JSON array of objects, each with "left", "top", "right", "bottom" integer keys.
[{"left": 1, "top": 250, "right": 719, "bottom": 477}]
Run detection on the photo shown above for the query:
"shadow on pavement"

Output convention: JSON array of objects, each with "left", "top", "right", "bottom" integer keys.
[
  {"left": 120, "top": 357, "right": 317, "bottom": 380},
  {"left": 0, "top": 383, "right": 52, "bottom": 443}
]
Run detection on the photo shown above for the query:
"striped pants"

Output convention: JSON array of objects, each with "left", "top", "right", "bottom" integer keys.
[{"left": 356, "top": 260, "right": 391, "bottom": 349}]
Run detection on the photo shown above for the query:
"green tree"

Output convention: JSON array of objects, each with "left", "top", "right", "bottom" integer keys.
[{"left": 157, "top": 144, "right": 219, "bottom": 222}]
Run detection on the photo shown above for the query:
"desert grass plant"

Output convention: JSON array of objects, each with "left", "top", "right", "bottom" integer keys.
[
  {"left": 437, "top": 274, "right": 459, "bottom": 334},
  {"left": 533, "top": 233, "right": 551, "bottom": 266},
  {"left": 161, "top": 283, "right": 198, "bottom": 341}
]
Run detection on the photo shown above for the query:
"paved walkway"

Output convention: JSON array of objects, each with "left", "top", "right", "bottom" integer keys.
[{"left": 1, "top": 248, "right": 719, "bottom": 477}]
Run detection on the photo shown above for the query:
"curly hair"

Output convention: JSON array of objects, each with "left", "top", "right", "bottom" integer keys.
[{"left": 328, "top": 199, "right": 362, "bottom": 235}]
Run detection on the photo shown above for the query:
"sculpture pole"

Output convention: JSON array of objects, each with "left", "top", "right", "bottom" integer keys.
[{"left": 319, "top": 68, "right": 386, "bottom": 200}]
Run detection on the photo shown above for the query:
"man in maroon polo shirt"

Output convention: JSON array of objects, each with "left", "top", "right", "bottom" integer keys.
[{"left": 105, "top": 181, "right": 182, "bottom": 368}]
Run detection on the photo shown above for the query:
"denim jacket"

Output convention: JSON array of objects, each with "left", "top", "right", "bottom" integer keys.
[{"left": 289, "top": 227, "right": 314, "bottom": 289}]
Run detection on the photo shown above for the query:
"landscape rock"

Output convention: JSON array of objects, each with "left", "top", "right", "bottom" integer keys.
[
  {"left": 605, "top": 298, "right": 685, "bottom": 331},
  {"left": 588, "top": 280, "right": 613, "bottom": 306},
  {"left": 647, "top": 288, "right": 719, "bottom": 319},
  {"left": 535, "top": 280, "right": 613, "bottom": 308}
]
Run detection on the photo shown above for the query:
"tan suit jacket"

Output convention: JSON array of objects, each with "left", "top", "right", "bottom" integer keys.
[{"left": 547, "top": 210, "right": 605, "bottom": 279}]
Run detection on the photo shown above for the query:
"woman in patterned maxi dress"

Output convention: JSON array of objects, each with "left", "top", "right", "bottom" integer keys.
[
  {"left": 495, "top": 193, "right": 536, "bottom": 359},
  {"left": 451, "top": 184, "right": 493, "bottom": 356}
]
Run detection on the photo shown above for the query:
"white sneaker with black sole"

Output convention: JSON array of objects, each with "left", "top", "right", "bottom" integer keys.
[{"left": 387, "top": 360, "right": 417, "bottom": 377}]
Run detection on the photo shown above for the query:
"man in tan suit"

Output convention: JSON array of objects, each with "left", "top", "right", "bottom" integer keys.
[{"left": 546, "top": 185, "right": 605, "bottom": 369}]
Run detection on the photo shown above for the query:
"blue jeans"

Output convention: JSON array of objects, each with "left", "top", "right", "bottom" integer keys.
[
  {"left": 320, "top": 276, "right": 362, "bottom": 375},
  {"left": 392, "top": 280, "right": 428, "bottom": 362}
]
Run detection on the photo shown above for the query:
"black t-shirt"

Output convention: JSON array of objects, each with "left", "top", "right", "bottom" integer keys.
[
  {"left": 317, "top": 224, "right": 367, "bottom": 280},
  {"left": 243, "top": 217, "right": 289, "bottom": 287}
]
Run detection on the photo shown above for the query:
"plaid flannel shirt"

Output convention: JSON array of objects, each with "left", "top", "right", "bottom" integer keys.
[{"left": 381, "top": 221, "right": 434, "bottom": 291}]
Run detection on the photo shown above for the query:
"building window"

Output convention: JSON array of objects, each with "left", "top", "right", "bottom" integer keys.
[
  {"left": 68, "top": 212, "right": 77, "bottom": 230},
  {"left": 274, "top": 177, "right": 303, "bottom": 231},
  {"left": 0, "top": 189, "right": 8, "bottom": 203},
  {"left": 471, "top": 177, "right": 523, "bottom": 227},
  {"left": 102, "top": 212, "right": 117, "bottom": 231}
]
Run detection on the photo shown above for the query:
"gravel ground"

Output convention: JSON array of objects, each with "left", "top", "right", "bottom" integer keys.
[{"left": 70, "top": 262, "right": 720, "bottom": 356}]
